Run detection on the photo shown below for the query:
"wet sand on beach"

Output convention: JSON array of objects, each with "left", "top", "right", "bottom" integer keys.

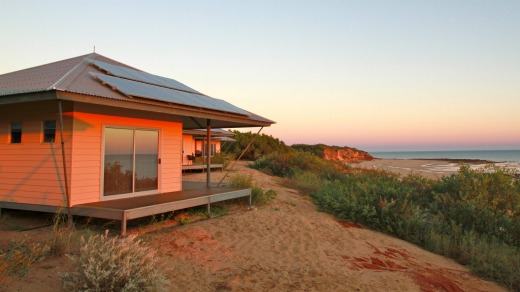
[{"left": 352, "top": 158, "right": 519, "bottom": 179}]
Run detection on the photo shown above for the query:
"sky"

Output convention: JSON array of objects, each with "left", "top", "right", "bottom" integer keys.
[{"left": 1, "top": 1, "right": 519, "bottom": 152}]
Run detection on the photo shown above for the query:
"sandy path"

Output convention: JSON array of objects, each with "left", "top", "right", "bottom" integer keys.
[{"left": 2, "top": 162, "right": 506, "bottom": 291}]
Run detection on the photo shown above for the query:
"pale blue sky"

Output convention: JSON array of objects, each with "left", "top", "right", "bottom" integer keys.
[{"left": 1, "top": 1, "right": 519, "bottom": 151}]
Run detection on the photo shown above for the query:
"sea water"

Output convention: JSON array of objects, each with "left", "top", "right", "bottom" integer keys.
[{"left": 370, "top": 150, "right": 520, "bottom": 163}]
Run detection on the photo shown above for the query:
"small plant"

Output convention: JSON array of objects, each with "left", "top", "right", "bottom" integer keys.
[
  {"left": 60, "top": 231, "right": 168, "bottom": 292},
  {"left": 252, "top": 187, "right": 277, "bottom": 206},
  {"left": 229, "top": 174, "right": 277, "bottom": 206},
  {"left": 229, "top": 174, "right": 253, "bottom": 188},
  {"left": 211, "top": 152, "right": 235, "bottom": 169},
  {"left": 0, "top": 236, "right": 49, "bottom": 284},
  {"left": 175, "top": 213, "right": 190, "bottom": 225},
  {"left": 49, "top": 212, "right": 74, "bottom": 257}
]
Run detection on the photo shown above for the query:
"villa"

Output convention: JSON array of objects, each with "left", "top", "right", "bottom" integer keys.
[{"left": 0, "top": 53, "right": 273, "bottom": 235}]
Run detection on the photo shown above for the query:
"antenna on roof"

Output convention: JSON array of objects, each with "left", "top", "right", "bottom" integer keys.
[{"left": 93, "top": 45, "right": 96, "bottom": 53}]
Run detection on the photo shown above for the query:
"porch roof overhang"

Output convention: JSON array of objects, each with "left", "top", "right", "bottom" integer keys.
[
  {"left": 0, "top": 90, "right": 273, "bottom": 129},
  {"left": 56, "top": 91, "right": 273, "bottom": 129}
]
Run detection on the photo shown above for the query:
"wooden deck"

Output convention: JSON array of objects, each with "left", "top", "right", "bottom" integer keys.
[
  {"left": 0, "top": 182, "right": 251, "bottom": 237},
  {"left": 72, "top": 182, "right": 250, "bottom": 236},
  {"left": 182, "top": 163, "right": 224, "bottom": 172}
]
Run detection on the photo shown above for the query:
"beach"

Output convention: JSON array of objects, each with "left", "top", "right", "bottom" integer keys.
[
  {"left": 352, "top": 158, "right": 520, "bottom": 180},
  {"left": 1, "top": 161, "right": 506, "bottom": 291}
]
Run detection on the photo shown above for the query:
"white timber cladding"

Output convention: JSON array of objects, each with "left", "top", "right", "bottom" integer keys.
[
  {"left": 69, "top": 103, "right": 183, "bottom": 205},
  {"left": 0, "top": 100, "right": 72, "bottom": 206}
]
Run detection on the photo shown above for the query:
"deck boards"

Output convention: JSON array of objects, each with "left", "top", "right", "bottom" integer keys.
[
  {"left": 71, "top": 182, "right": 250, "bottom": 236},
  {"left": 0, "top": 182, "right": 251, "bottom": 237}
]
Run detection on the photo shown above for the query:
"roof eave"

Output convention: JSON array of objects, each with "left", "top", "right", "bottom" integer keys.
[
  {"left": 0, "top": 90, "right": 56, "bottom": 105},
  {"left": 56, "top": 91, "right": 274, "bottom": 128}
]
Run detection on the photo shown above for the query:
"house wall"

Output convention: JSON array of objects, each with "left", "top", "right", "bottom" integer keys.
[
  {"left": 0, "top": 98, "right": 184, "bottom": 208},
  {"left": 195, "top": 140, "right": 221, "bottom": 156},
  {"left": 182, "top": 135, "right": 195, "bottom": 165},
  {"left": 69, "top": 103, "right": 183, "bottom": 205},
  {"left": 0, "top": 99, "right": 73, "bottom": 207}
]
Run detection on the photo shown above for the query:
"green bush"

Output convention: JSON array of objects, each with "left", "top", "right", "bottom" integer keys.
[
  {"left": 310, "top": 166, "right": 520, "bottom": 290},
  {"left": 60, "top": 231, "right": 167, "bottom": 292},
  {"left": 226, "top": 131, "right": 291, "bottom": 160},
  {"left": 251, "top": 151, "right": 341, "bottom": 178},
  {"left": 252, "top": 187, "right": 277, "bottom": 205},
  {"left": 229, "top": 174, "right": 253, "bottom": 188},
  {"left": 425, "top": 229, "right": 520, "bottom": 288},
  {"left": 211, "top": 152, "right": 235, "bottom": 169},
  {"left": 229, "top": 174, "right": 277, "bottom": 206}
]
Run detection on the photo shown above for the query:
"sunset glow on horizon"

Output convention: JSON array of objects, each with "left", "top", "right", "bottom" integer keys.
[{"left": 1, "top": 1, "right": 519, "bottom": 152}]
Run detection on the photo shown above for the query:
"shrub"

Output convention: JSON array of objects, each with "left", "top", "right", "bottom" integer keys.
[
  {"left": 175, "top": 213, "right": 190, "bottom": 225},
  {"left": 60, "top": 231, "right": 167, "bottom": 292},
  {"left": 48, "top": 212, "right": 74, "bottom": 257},
  {"left": 252, "top": 187, "right": 277, "bottom": 205},
  {"left": 211, "top": 152, "right": 235, "bottom": 169},
  {"left": 424, "top": 229, "right": 520, "bottom": 289},
  {"left": 308, "top": 163, "right": 520, "bottom": 290},
  {"left": 0, "top": 236, "right": 49, "bottom": 284},
  {"left": 229, "top": 174, "right": 253, "bottom": 188},
  {"left": 229, "top": 174, "right": 277, "bottom": 206},
  {"left": 290, "top": 171, "right": 323, "bottom": 193},
  {"left": 251, "top": 151, "right": 340, "bottom": 178},
  {"left": 226, "top": 131, "right": 291, "bottom": 160}
]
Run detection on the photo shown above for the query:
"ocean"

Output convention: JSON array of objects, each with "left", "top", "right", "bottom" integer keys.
[{"left": 370, "top": 150, "right": 520, "bottom": 163}]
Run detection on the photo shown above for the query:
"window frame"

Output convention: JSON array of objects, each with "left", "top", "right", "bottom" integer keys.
[
  {"left": 10, "top": 121, "right": 22, "bottom": 144},
  {"left": 100, "top": 125, "right": 161, "bottom": 201},
  {"left": 42, "top": 120, "right": 56, "bottom": 143}
]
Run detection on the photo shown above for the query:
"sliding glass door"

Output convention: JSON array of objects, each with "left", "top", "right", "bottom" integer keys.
[{"left": 103, "top": 127, "right": 159, "bottom": 197}]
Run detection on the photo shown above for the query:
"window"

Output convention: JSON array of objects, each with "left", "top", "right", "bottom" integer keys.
[
  {"left": 103, "top": 127, "right": 159, "bottom": 196},
  {"left": 202, "top": 143, "right": 217, "bottom": 156},
  {"left": 10, "top": 122, "right": 22, "bottom": 144},
  {"left": 43, "top": 120, "right": 56, "bottom": 142}
]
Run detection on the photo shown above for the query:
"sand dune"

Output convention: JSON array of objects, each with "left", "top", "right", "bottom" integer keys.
[
  {"left": 151, "top": 162, "right": 505, "bottom": 291},
  {"left": 2, "top": 161, "right": 506, "bottom": 291}
]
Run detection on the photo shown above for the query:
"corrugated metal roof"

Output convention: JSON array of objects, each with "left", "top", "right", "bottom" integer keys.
[
  {"left": 0, "top": 53, "right": 275, "bottom": 126},
  {"left": 0, "top": 55, "right": 87, "bottom": 96}
]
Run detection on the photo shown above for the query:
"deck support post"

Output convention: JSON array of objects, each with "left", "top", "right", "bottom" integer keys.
[
  {"left": 206, "top": 119, "right": 211, "bottom": 187},
  {"left": 121, "top": 212, "right": 127, "bottom": 237},
  {"left": 249, "top": 193, "right": 252, "bottom": 207}
]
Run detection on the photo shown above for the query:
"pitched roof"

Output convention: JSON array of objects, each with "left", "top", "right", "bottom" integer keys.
[{"left": 0, "top": 53, "right": 274, "bottom": 128}]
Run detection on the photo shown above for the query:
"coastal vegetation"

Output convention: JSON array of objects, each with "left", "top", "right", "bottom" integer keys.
[
  {"left": 225, "top": 131, "right": 291, "bottom": 160},
  {"left": 60, "top": 231, "right": 167, "bottom": 291},
  {"left": 229, "top": 174, "right": 278, "bottom": 205},
  {"left": 225, "top": 131, "right": 372, "bottom": 163},
  {"left": 251, "top": 152, "right": 520, "bottom": 290}
]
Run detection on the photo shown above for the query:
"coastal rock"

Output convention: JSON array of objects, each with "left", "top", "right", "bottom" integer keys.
[
  {"left": 291, "top": 144, "right": 374, "bottom": 163},
  {"left": 323, "top": 146, "right": 374, "bottom": 163}
]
